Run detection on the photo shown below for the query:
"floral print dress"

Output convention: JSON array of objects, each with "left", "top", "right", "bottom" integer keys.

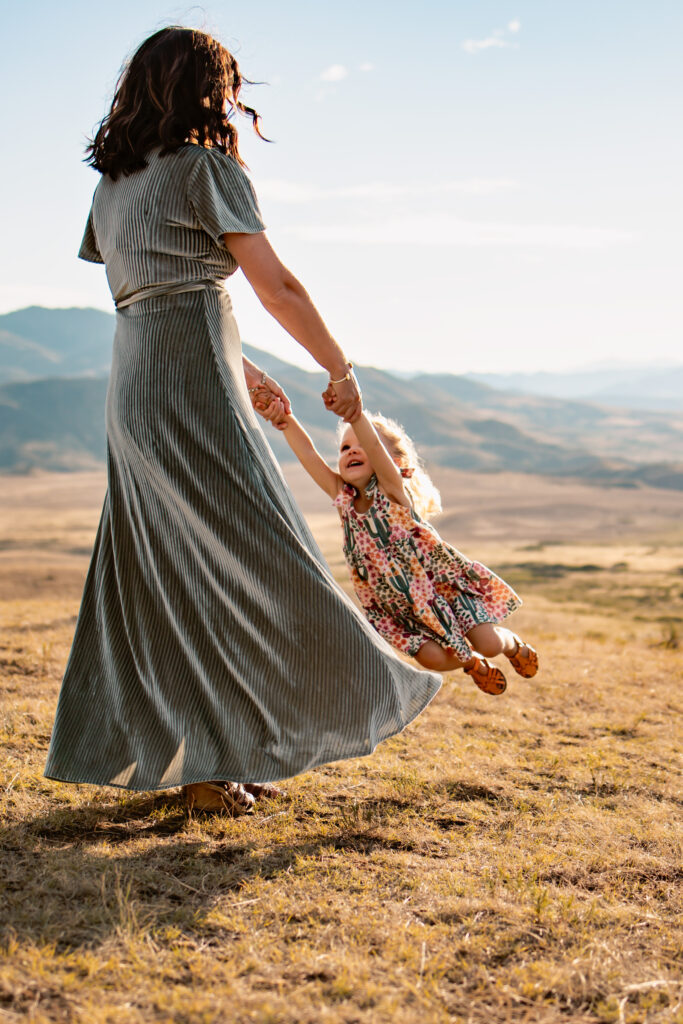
[{"left": 333, "top": 478, "right": 521, "bottom": 662}]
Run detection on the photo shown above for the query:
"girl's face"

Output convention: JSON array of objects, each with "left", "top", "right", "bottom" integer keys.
[{"left": 338, "top": 426, "right": 375, "bottom": 489}]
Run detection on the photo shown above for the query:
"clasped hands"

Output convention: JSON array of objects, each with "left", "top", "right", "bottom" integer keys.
[{"left": 248, "top": 371, "right": 362, "bottom": 428}]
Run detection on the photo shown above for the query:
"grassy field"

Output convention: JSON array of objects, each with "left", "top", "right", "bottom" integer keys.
[{"left": 0, "top": 469, "right": 681, "bottom": 1024}]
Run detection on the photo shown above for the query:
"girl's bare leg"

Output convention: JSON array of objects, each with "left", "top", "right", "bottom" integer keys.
[
  {"left": 414, "top": 639, "right": 507, "bottom": 695},
  {"left": 414, "top": 639, "right": 470, "bottom": 672},
  {"left": 466, "top": 624, "right": 517, "bottom": 659},
  {"left": 467, "top": 624, "right": 539, "bottom": 678}
]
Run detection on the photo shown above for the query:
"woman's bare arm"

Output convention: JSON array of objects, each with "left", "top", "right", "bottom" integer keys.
[{"left": 223, "top": 231, "right": 361, "bottom": 422}]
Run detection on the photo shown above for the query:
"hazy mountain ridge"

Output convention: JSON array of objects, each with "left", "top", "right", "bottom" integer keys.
[
  {"left": 0, "top": 377, "right": 108, "bottom": 472},
  {"left": 465, "top": 367, "right": 683, "bottom": 412},
  {"left": 412, "top": 373, "right": 683, "bottom": 467},
  {"left": 0, "top": 306, "right": 682, "bottom": 489},
  {"left": 0, "top": 307, "right": 115, "bottom": 383}
]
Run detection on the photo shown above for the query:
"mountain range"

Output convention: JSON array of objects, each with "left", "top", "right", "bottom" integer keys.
[
  {"left": 465, "top": 367, "right": 683, "bottom": 412},
  {"left": 0, "top": 306, "right": 114, "bottom": 382},
  {"left": 1, "top": 306, "right": 682, "bottom": 489}
]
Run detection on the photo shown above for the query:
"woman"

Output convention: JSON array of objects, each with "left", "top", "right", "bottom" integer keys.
[{"left": 45, "top": 27, "right": 441, "bottom": 814}]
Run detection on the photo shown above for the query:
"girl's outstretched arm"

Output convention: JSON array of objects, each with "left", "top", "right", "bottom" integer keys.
[
  {"left": 353, "top": 413, "right": 411, "bottom": 507},
  {"left": 279, "top": 414, "right": 342, "bottom": 500}
]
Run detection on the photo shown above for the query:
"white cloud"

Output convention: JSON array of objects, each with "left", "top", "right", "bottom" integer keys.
[
  {"left": 463, "top": 19, "right": 521, "bottom": 53},
  {"left": 287, "top": 216, "right": 635, "bottom": 249},
  {"left": 359, "top": 61, "right": 375, "bottom": 72},
  {"left": 320, "top": 64, "right": 348, "bottom": 82},
  {"left": 462, "top": 36, "right": 513, "bottom": 53},
  {"left": 258, "top": 178, "right": 519, "bottom": 204}
]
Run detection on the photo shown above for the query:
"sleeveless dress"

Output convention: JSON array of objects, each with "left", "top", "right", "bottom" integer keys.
[
  {"left": 44, "top": 146, "right": 441, "bottom": 791},
  {"left": 334, "top": 478, "right": 521, "bottom": 662}
]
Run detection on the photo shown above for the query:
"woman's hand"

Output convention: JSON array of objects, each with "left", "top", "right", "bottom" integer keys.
[
  {"left": 256, "top": 373, "right": 291, "bottom": 415},
  {"left": 253, "top": 391, "right": 290, "bottom": 430},
  {"left": 322, "top": 374, "right": 362, "bottom": 423},
  {"left": 249, "top": 376, "right": 291, "bottom": 430},
  {"left": 243, "top": 355, "right": 291, "bottom": 428}
]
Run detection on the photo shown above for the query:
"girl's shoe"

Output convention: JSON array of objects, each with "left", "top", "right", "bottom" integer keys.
[
  {"left": 506, "top": 635, "right": 539, "bottom": 678},
  {"left": 183, "top": 780, "right": 256, "bottom": 816},
  {"left": 464, "top": 655, "right": 507, "bottom": 695}
]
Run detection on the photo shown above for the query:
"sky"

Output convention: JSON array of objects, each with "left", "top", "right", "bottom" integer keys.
[{"left": 1, "top": 0, "right": 682, "bottom": 374}]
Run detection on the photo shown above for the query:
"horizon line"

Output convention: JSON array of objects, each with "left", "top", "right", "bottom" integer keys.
[{"left": 1, "top": 303, "right": 682, "bottom": 378}]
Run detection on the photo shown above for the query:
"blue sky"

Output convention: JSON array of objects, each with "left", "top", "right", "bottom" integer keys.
[{"left": 2, "top": 1, "right": 682, "bottom": 373}]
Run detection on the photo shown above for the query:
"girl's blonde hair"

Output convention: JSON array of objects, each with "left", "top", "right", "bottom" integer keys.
[{"left": 339, "top": 413, "right": 442, "bottom": 521}]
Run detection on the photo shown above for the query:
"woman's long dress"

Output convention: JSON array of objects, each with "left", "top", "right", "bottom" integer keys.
[{"left": 44, "top": 145, "right": 441, "bottom": 790}]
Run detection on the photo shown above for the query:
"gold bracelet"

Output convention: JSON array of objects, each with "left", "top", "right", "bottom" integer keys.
[
  {"left": 248, "top": 370, "right": 267, "bottom": 394},
  {"left": 328, "top": 362, "right": 354, "bottom": 385}
]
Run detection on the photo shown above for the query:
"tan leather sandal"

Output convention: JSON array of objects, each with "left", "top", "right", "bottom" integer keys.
[
  {"left": 183, "top": 781, "right": 256, "bottom": 816},
  {"left": 242, "top": 782, "right": 287, "bottom": 801},
  {"left": 506, "top": 635, "right": 539, "bottom": 678},
  {"left": 464, "top": 654, "right": 507, "bottom": 695}
]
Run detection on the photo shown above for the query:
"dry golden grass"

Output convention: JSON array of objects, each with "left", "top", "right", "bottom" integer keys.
[{"left": 1, "top": 470, "right": 681, "bottom": 1024}]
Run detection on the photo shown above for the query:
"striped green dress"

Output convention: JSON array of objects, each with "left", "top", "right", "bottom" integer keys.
[{"left": 44, "top": 145, "right": 441, "bottom": 790}]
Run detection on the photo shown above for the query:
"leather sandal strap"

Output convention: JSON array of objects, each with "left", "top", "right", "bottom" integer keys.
[{"left": 509, "top": 634, "right": 522, "bottom": 656}]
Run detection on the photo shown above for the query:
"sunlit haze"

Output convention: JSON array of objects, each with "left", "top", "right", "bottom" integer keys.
[{"left": 2, "top": 0, "right": 682, "bottom": 374}]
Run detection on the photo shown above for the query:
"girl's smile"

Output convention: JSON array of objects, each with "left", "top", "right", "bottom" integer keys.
[{"left": 338, "top": 429, "right": 374, "bottom": 487}]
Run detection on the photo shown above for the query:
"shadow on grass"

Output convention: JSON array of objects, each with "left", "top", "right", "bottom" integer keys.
[
  {"left": 0, "top": 799, "right": 308, "bottom": 950},
  {"left": 0, "top": 777, "right": 504, "bottom": 950},
  {"left": 2, "top": 791, "right": 189, "bottom": 845},
  {"left": 0, "top": 787, "right": 428, "bottom": 951}
]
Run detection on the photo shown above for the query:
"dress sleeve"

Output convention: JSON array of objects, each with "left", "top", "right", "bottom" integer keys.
[
  {"left": 78, "top": 208, "right": 104, "bottom": 264},
  {"left": 187, "top": 148, "right": 266, "bottom": 243},
  {"left": 332, "top": 483, "right": 357, "bottom": 511}
]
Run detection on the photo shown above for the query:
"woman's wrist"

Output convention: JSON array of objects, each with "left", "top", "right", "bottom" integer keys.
[
  {"left": 247, "top": 370, "right": 268, "bottom": 394},
  {"left": 242, "top": 356, "right": 263, "bottom": 391},
  {"left": 328, "top": 360, "right": 354, "bottom": 383}
]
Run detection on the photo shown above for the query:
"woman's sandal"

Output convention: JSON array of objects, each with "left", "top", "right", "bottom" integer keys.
[
  {"left": 464, "top": 655, "right": 507, "bottom": 695},
  {"left": 506, "top": 634, "right": 539, "bottom": 678},
  {"left": 242, "top": 782, "right": 287, "bottom": 801},
  {"left": 183, "top": 780, "right": 256, "bottom": 816}
]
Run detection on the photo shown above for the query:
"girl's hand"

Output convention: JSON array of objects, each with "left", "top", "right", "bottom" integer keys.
[
  {"left": 254, "top": 389, "right": 290, "bottom": 425},
  {"left": 249, "top": 376, "right": 291, "bottom": 430},
  {"left": 257, "top": 374, "right": 291, "bottom": 416},
  {"left": 322, "top": 374, "right": 362, "bottom": 423}
]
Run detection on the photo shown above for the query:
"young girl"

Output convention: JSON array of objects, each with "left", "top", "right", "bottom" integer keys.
[{"left": 263, "top": 404, "right": 538, "bottom": 695}]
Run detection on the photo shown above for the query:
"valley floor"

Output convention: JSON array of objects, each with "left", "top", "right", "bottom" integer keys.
[{"left": 0, "top": 471, "right": 681, "bottom": 1023}]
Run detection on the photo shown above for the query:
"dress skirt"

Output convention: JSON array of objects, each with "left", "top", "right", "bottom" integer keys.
[{"left": 44, "top": 287, "right": 441, "bottom": 790}]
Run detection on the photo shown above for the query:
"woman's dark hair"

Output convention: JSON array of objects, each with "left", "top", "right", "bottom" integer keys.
[{"left": 86, "top": 27, "right": 265, "bottom": 179}]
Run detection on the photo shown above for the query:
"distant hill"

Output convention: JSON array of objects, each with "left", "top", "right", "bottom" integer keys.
[
  {"left": 0, "top": 377, "right": 108, "bottom": 472},
  {"left": 0, "top": 306, "right": 682, "bottom": 489},
  {"left": 466, "top": 367, "right": 683, "bottom": 412},
  {"left": 3, "top": 305, "right": 681, "bottom": 412},
  {"left": 0, "top": 307, "right": 115, "bottom": 383}
]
